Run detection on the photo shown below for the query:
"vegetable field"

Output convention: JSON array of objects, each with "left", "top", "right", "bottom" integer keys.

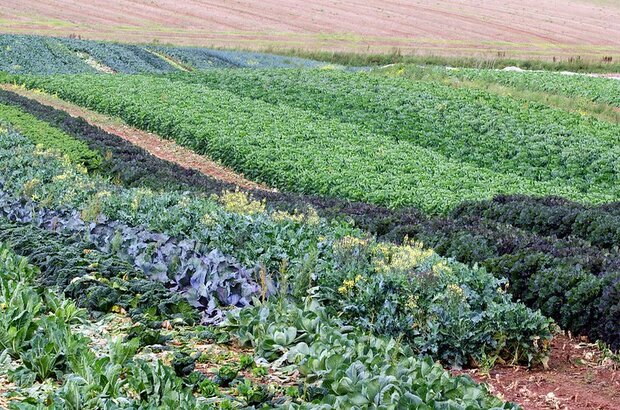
[
  {"left": 0, "top": 34, "right": 330, "bottom": 75},
  {"left": 16, "top": 73, "right": 619, "bottom": 213},
  {"left": 438, "top": 67, "right": 620, "bottom": 108},
  {"left": 0, "top": 34, "right": 619, "bottom": 409}
]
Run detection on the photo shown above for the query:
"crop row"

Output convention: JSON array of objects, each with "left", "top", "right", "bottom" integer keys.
[
  {"left": 0, "top": 88, "right": 424, "bottom": 238},
  {"left": 0, "top": 102, "right": 101, "bottom": 170},
  {"left": 0, "top": 34, "right": 332, "bottom": 75},
  {"left": 60, "top": 38, "right": 177, "bottom": 74},
  {"left": 15, "top": 74, "right": 613, "bottom": 213},
  {"left": 0, "top": 243, "right": 212, "bottom": 409},
  {"left": 452, "top": 195, "right": 620, "bottom": 250},
  {"left": 438, "top": 67, "right": 620, "bottom": 108},
  {"left": 1, "top": 90, "right": 617, "bottom": 348},
  {"left": 0, "top": 242, "right": 520, "bottom": 409},
  {"left": 0, "top": 124, "right": 553, "bottom": 367},
  {"left": 0, "top": 218, "right": 197, "bottom": 325},
  {"left": 0, "top": 185, "right": 259, "bottom": 324},
  {"left": 166, "top": 69, "right": 620, "bottom": 196},
  {"left": 0, "top": 34, "right": 93, "bottom": 75},
  {"left": 148, "top": 45, "right": 331, "bottom": 70}
]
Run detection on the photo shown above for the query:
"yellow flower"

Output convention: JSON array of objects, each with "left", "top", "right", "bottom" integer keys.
[
  {"left": 305, "top": 207, "right": 320, "bottom": 225},
  {"left": 177, "top": 197, "right": 191, "bottom": 208},
  {"left": 271, "top": 210, "right": 304, "bottom": 223},
  {"left": 131, "top": 196, "right": 140, "bottom": 211},
  {"left": 52, "top": 173, "right": 69, "bottom": 182},
  {"left": 431, "top": 261, "right": 452, "bottom": 276},
  {"left": 202, "top": 213, "right": 216, "bottom": 226},
  {"left": 336, "top": 236, "right": 369, "bottom": 250},
  {"left": 405, "top": 295, "right": 418, "bottom": 309},
  {"left": 374, "top": 240, "right": 433, "bottom": 273},
  {"left": 219, "top": 190, "right": 265, "bottom": 215},
  {"left": 23, "top": 178, "right": 41, "bottom": 199},
  {"left": 338, "top": 277, "right": 361, "bottom": 294},
  {"left": 446, "top": 284, "right": 465, "bottom": 299}
]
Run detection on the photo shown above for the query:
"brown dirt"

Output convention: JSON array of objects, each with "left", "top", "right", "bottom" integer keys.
[
  {"left": 454, "top": 334, "right": 620, "bottom": 409},
  {"left": 0, "top": 0, "right": 619, "bottom": 59},
  {"left": 0, "top": 84, "right": 272, "bottom": 192}
]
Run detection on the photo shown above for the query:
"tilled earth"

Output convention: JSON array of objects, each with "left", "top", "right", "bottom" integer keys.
[
  {"left": 455, "top": 333, "right": 619, "bottom": 410},
  {"left": 2, "top": 0, "right": 620, "bottom": 58}
]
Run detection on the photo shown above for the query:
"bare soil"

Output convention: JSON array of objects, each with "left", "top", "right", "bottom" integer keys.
[
  {"left": 0, "top": 84, "right": 271, "bottom": 192},
  {"left": 1, "top": 0, "right": 619, "bottom": 59},
  {"left": 454, "top": 333, "right": 620, "bottom": 409}
]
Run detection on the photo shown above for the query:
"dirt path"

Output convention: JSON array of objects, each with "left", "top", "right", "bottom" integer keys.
[
  {"left": 0, "top": 84, "right": 272, "bottom": 192},
  {"left": 455, "top": 334, "right": 619, "bottom": 410}
]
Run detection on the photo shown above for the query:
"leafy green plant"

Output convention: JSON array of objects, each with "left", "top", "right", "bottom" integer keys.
[
  {"left": 0, "top": 281, "right": 42, "bottom": 357},
  {"left": 125, "top": 360, "right": 203, "bottom": 409},
  {"left": 236, "top": 379, "right": 271, "bottom": 406},
  {"left": 215, "top": 364, "right": 239, "bottom": 387},
  {"left": 196, "top": 377, "right": 220, "bottom": 398},
  {"left": 225, "top": 298, "right": 521, "bottom": 409},
  {"left": 0, "top": 103, "right": 101, "bottom": 171},
  {"left": 171, "top": 351, "right": 196, "bottom": 377},
  {"left": 238, "top": 353, "right": 254, "bottom": 369},
  {"left": 17, "top": 72, "right": 617, "bottom": 214},
  {"left": 251, "top": 366, "right": 268, "bottom": 378}
]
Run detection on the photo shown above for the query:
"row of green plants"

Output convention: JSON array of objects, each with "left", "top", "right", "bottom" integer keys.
[
  {"left": 0, "top": 35, "right": 93, "bottom": 75},
  {"left": 0, "top": 102, "right": 101, "bottom": 170},
  {"left": 409, "top": 215, "right": 620, "bottom": 349},
  {"left": 377, "top": 64, "right": 620, "bottom": 125},
  {"left": 59, "top": 38, "right": 176, "bottom": 74},
  {"left": 431, "top": 67, "right": 620, "bottom": 108},
  {"left": 0, "top": 91, "right": 616, "bottom": 349},
  {"left": 0, "top": 120, "right": 526, "bottom": 407},
  {"left": 0, "top": 34, "right": 333, "bottom": 76},
  {"left": 0, "top": 123, "right": 554, "bottom": 368},
  {"left": 0, "top": 185, "right": 261, "bottom": 324},
  {"left": 147, "top": 46, "right": 329, "bottom": 70},
  {"left": 0, "top": 239, "right": 521, "bottom": 409},
  {"left": 10, "top": 73, "right": 613, "bottom": 213},
  {"left": 224, "top": 297, "right": 521, "bottom": 409},
  {"left": 164, "top": 69, "right": 620, "bottom": 196},
  {"left": 0, "top": 242, "right": 212, "bottom": 409}
]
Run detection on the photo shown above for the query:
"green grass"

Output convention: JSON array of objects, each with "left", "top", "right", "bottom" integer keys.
[
  {"left": 266, "top": 48, "right": 620, "bottom": 73},
  {"left": 378, "top": 64, "right": 620, "bottom": 124}
]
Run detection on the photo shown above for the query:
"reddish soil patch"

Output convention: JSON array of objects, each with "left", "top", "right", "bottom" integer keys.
[
  {"left": 1, "top": 0, "right": 619, "bottom": 59},
  {"left": 454, "top": 333, "right": 620, "bottom": 409},
  {"left": 0, "top": 84, "right": 272, "bottom": 192}
]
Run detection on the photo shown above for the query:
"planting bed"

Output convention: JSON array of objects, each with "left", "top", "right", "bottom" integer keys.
[{"left": 1, "top": 34, "right": 620, "bottom": 409}]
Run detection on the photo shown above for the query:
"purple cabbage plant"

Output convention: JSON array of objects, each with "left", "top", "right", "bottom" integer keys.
[{"left": 0, "top": 184, "right": 263, "bottom": 323}]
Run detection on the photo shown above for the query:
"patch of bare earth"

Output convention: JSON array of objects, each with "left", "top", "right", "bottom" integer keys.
[
  {"left": 74, "top": 51, "right": 116, "bottom": 73},
  {"left": 454, "top": 334, "right": 620, "bottom": 409},
  {"left": 1, "top": 0, "right": 619, "bottom": 59},
  {"left": 0, "top": 84, "right": 272, "bottom": 192}
]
